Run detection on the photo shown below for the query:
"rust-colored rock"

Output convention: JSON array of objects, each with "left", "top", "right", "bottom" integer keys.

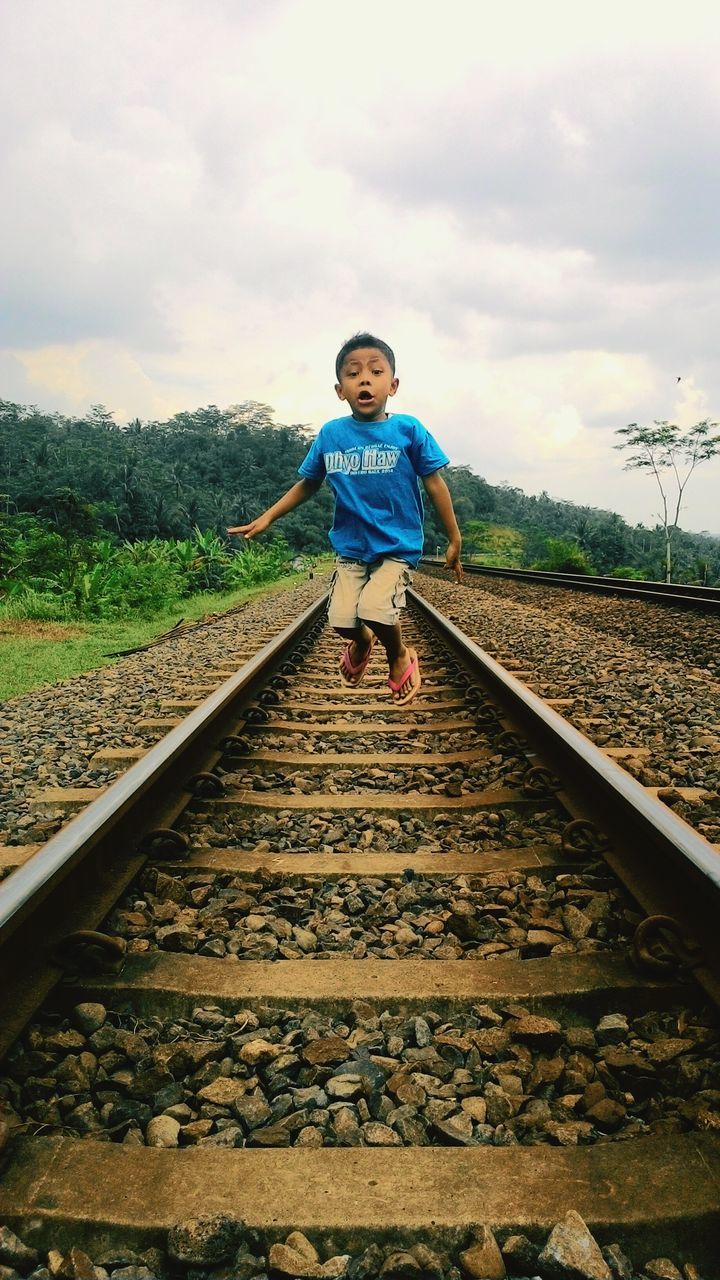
[
  {"left": 303, "top": 1035, "right": 351, "bottom": 1064},
  {"left": 459, "top": 1225, "right": 506, "bottom": 1279},
  {"left": 510, "top": 1015, "right": 563, "bottom": 1049}
]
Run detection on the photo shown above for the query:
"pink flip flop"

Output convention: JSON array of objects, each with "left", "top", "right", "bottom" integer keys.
[
  {"left": 339, "top": 635, "right": 376, "bottom": 687},
  {"left": 387, "top": 653, "right": 421, "bottom": 707}
]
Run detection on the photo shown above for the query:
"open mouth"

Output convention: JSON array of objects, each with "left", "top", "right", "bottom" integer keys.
[{"left": 357, "top": 392, "right": 374, "bottom": 404}]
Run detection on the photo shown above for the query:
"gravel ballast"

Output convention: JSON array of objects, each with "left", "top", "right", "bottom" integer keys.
[
  {"left": 2, "top": 999, "right": 717, "bottom": 1152},
  {"left": 415, "top": 571, "right": 720, "bottom": 842},
  {"left": 0, "top": 580, "right": 325, "bottom": 847},
  {"left": 107, "top": 866, "right": 636, "bottom": 962},
  {"left": 2, "top": 570, "right": 718, "bottom": 847},
  {"left": 0, "top": 1213, "right": 706, "bottom": 1279}
]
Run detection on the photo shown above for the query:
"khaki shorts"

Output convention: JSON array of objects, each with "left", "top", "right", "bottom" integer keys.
[{"left": 328, "top": 557, "right": 413, "bottom": 628}]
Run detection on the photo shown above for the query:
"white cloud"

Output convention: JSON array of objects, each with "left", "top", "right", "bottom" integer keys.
[{"left": 1, "top": 0, "right": 719, "bottom": 533}]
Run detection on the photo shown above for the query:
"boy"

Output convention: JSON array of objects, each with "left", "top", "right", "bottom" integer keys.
[{"left": 227, "top": 333, "right": 462, "bottom": 707}]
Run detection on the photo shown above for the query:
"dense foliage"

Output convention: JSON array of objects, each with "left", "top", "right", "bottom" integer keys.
[
  {"left": 0, "top": 399, "right": 334, "bottom": 553},
  {"left": 0, "top": 515, "right": 293, "bottom": 620},
  {"left": 1, "top": 398, "right": 719, "bottom": 617},
  {"left": 420, "top": 464, "right": 720, "bottom": 583}
]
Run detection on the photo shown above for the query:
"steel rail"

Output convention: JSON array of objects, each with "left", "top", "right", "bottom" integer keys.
[
  {"left": 409, "top": 587, "right": 720, "bottom": 1000},
  {"left": 0, "top": 592, "right": 328, "bottom": 1054},
  {"left": 421, "top": 558, "right": 720, "bottom": 612}
]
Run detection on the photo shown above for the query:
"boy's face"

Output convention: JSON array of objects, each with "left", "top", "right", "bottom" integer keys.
[{"left": 335, "top": 347, "right": 399, "bottom": 422}]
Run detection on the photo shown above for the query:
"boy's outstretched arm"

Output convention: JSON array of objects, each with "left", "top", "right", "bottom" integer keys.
[
  {"left": 227, "top": 477, "right": 323, "bottom": 539},
  {"left": 421, "top": 470, "right": 463, "bottom": 582}
]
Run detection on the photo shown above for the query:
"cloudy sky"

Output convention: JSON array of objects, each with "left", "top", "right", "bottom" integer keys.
[{"left": 2, "top": 0, "right": 719, "bottom": 533}]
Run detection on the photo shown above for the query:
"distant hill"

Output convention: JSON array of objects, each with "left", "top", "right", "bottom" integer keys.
[{"left": 1, "top": 398, "right": 718, "bottom": 583}]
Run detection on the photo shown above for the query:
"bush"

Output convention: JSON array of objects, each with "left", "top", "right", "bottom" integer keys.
[
  {"left": 79, "top": 557, "right": 184, "bottom": 619},
  {"left": 223, "top": 537, "right": 291, "bottom": 588},
  {"left": 607, "top": 565, "right": 646, "bottom": 580},
  {"left": 533, "top": 538, "right": 595, "bottom": 574},
  {"left": 0, "top": 524, "right": 294, "bottom": 622}
]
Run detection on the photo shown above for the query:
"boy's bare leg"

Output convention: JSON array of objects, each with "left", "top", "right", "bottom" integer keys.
[
  {"left": 363, "top": 619, "right": 417, "bottom": 700},
  {"left": 335, "top": 623, "right": 374, "bottom": 668}
]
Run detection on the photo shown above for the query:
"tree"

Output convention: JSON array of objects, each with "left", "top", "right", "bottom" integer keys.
[{"left": 615, "top": 419, "right": 720, "bottom": 582}]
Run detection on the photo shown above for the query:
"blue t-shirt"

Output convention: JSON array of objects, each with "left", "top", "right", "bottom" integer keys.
[{"left": 298, "top": 412, "right": 449, "bottom": 565}]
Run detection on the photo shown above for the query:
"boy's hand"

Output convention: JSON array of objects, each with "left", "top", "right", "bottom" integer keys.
[
  {"left": 227, "top": 514, "right": 272, "bottom": 540},
  {"left": 446, "top": 540, "right": 463, "bottom": 583}
]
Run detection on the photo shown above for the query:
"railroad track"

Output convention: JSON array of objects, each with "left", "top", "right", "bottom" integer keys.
[
  {"left": 1, "top": 588, "right": 720, "bottom": 1274},
  {"left": 422, "top": 558, "right": 720, "bottom": 613}
]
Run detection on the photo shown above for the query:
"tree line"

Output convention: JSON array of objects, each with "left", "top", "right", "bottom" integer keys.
[{"left": 1, "top": 397, "right": 719, "bottom": 587}]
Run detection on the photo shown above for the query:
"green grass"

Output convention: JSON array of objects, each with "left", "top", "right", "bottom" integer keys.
[{"left": 0, "top": 563, "right": 331, "bottom": 702}]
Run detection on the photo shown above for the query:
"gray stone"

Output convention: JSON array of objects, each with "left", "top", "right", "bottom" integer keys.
[
  {"left": 234, "top": 1095, "right": 273, "bottom": 1131},
  {"left": 347, "top": 1245, "right": 384, "bottom": 1280},
  {"left": 267, "top": 1238, "right": 347, "bottom": 1278},
  {"left": 433, "top": 1112, "right": 475, "bottom": 1145},
  {"left": 198, "top": 1124, "right": 243, "bottom": 1147},
  {"left": 291, "top": 1087, "right": 328, "bottom": 1109},
  {"left": 562, "top": 905, "right": 593, "bottom": 940},
  {"left": 246, "top": 1122, "right": 292, "bottom": 1147},
  {"left": 293, "top": 926, "right": 318, "bottom": 953},
  {"left": 394, "top": 1114, "right": 429, "bottom": 1144},
  {"left": 538, "top": 1210, "right": 612, "bottom": 1279},
  {"left": 424, "top": 1099, "right": 457, "bottom": 1125},
  {"left": 414, "top": 1017, "right": 433, "bottom": 1048},
  {"left": 362, "top": 1121, "right": 403, "bottom": 1145},
  {"left": 55, "top": 1055, "right": 92, "bottom": 1093},
  {"left": 154, "top": 1082, "right": 185, "bottom": 1110},
  {"left": 320, "top": 1259, "right": 350, "bottom": 1279},
  {"left": 232, "top": 1250, "right": 266, "bottom": 1280},
  {"left": 285, "top": 1233, "right": 319, "bottom": 1264},
  {"left": 601, "top": 1243, "right": 633, "bottom": 1280},
  {"left": 0, "top": 1227, "right": 39, "bottom": 1271},
  {"left": 155, "top": 923, "right": 196, "bottom": 951},
  {"left": 501, "top": 1234, "right": 538, "bottom": 1274},
  {"left": 409, "top": 1243, "right": 445, "bottom": 1279},
  {"left": 545, "top": 1120, "right": 594, "bottom": 1145},
  {"left": 47, "top": 1248, "right": 96, "bottom": 1279},
  {"left": 110, "top": 1270, "right": 156, "bottom": 1280},
  {"left": 72, "top": 1003, "right": 107, "bottom": 1035},
  {"left": 336, "top": 1058, "right": 388, "bottom": 1090},
  {"left": 268, "top": 1244, "right": 319, "bottom": 1277},
  {"left": 642, "top": 1263, "right": 683, "bottom": 1280},
  {"left": 326, "top": 1075, "right": 364, "bottom": 1101},
  {"left": 332, "top": 1108, "right": 363, "bottom": 1145},
  {"left": 484, "top": 1083, "right": 517, "bottom": 1127},
  {"left": 145, "top": 1115, "right": 180, "bottom": 1147},
  {"left": 379, "top": 1252, "right": 421, "bottom": 1277},
  {"left": 460, "top": 1097, "right": 487, "bottom": 1124},
  {"left": 167, "top": 1214, "right": 243, "bottom": 1265},
  {"left": 296, "top": 1124, "right": 324, "bottom": 1146},
  {"left": 65, "top": 1102, "right": 103, "bottom": 1135},
  {"left": 94, "top": 1250, "right": 142, "bottom": 1269},
  {"left": 595, "top": 1013, "right": 629, "bottom": 1045}
]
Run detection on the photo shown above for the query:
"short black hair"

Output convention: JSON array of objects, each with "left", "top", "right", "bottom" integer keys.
[{"left": 335, "top": 332, "right": 396, "bottom": 380}]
